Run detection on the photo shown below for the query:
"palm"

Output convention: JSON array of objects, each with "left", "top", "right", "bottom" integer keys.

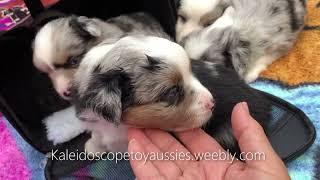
[{"left": 128, "top": 103, "right": 289, "bottom": 180}]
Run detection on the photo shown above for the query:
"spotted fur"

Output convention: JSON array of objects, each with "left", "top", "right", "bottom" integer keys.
[{"left": 177, "top": 0, "right": 306, "bottom": 83}]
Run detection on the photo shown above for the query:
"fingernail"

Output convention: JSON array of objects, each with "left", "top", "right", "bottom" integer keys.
[
  {"left": 129, "top": 138, "right": 136, "bottom": 145},
  {"left": 241, "top": 102, "right": 249, "bottom": 113},
  {"left": 128, "top": 138, "right": 140, "bottom": 153}
]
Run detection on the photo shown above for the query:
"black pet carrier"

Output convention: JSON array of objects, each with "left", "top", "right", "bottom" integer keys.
[{"left": 0, "top": 0, "right": 316, "bottom": 179}]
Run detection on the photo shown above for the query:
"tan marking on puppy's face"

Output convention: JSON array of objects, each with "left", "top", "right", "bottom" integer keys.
[
  {"left": 122, "top": 73, "right": 214, "bottom": 131},
  {"left": 123, "top": 95, "right": 210, "bottom": 131},
  {"left": 200, "top": 11, "right": 221, "bottom": 27}
]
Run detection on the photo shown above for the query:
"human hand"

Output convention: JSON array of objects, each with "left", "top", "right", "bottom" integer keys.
[{"left": 127, "top": 102, "right": 290, "bottom": 180}]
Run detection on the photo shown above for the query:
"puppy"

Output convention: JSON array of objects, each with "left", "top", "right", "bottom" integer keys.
[
  {"left": 33, "top": 12, "right": 169, "bottom": 99},
  {"left": 175, "top": 0, "right": 229, "bottom": 42},
  {"left": 44, "top": 35, "right": 271, "bottom": 156},
  {"left": 176, "top": 0, "right": 306, "bottom": 82},
  {"left": 72, "top": 35, "right": 214, "bottom": 153}
]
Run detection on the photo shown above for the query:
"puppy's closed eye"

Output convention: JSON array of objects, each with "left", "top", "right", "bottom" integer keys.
[
  {"left": 160, "top": 85, "right": 184, "bottom": 106},
  {"left": 142, "top": 55, "right": 163, "bottom": 71},
  {"left": 66, "top": 57, "right": 81, "bottom": 68},
  {"left": 54, "top": 57, "right": 81, "bottom": 69},
  {"left": 178, "top": 14, "right": 187, "bottom": 23},
  {"left": 203, "top": 20, "right": 214, "bottom": 27}
]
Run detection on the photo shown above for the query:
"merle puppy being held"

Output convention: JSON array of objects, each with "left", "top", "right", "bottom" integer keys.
[{"left": 45, "top": 36, "right": 271, "bottom": 155}]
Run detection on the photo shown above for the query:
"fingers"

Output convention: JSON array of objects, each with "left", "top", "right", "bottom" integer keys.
[
  {"left": 144, "top": 129, "right": 195, "bottom": 170},
  {"left": 128, "top": 128, "right": 182, "bottom": 178},
  {"left": 175, "top": 128, "right": 225, "bottom": 155},
  {"left": 128, "top": 137, "right": 161, "bottom": 179},
  {"left": 175, "top": 128, "right": 233, "bottom": 178},
  {"left": 231, "top": 102, "right": 286, "bottom": 170}
]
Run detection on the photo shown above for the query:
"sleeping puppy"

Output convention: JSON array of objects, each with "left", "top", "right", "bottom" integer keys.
[
  {"left": 33, "top": 12, "right": 169, "bottom": 100},
  {"left": 176, "top": 0, "right": 306, "bottom": 82},
  {"left": 175, "top": 0, "right": 229, "bottom": 41},
  {"left": 45, "top": 35, "right": 271, "bottom": 155},
  {"left": 72, "top": 35, "right": 214, "bottom": 153}
]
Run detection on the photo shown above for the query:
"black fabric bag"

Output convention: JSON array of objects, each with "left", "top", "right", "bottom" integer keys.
[{"left": 0, "top": 0, "right": 316, "bottom": 179}]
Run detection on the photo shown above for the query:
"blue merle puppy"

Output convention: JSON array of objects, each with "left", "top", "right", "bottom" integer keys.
[
  {"left": 176, "top": 0, "right": 306, "bottom": 82},
  {"left": 33, "top": 12, "right": 169, "bottom": 100}
]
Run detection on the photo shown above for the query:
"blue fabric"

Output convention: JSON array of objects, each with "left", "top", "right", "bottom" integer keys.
[
  {"left": 4, "top": 118, "right": 46, "bottom": 180},
  {"left": 251, "top": 81, "right": 320, "bottom": 180}
]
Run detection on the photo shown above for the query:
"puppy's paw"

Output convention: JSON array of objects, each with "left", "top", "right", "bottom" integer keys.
[
  {"left": 105, "top": 140, "right": 128, "bottom": 153},
  {"left": 44, "top": 106, "right": 85, "bottom": 145},
  {"left": 244, "top": 72, "right": 259, "bottom": 83},
  {"left": 244, "top": 64, "right": 268, "bottom": 83},
  {"left": 84, "top": 139, "right": 106, "bottom": 157},
  {"left": 224, "top": 6, "right": 235, "bottom": 16},
  {"left": 244, "top": 55, "right": 276, "bottom": 83}
]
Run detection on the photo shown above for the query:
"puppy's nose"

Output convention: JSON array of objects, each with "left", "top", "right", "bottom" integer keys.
[
  {"left": 63, "top": 90, "right": 71, "bottom": 97},
  {"left": 199, "top": 91, "right": 215, "bottom": 111},
  {"left": 204, "top": 99, "right": 215, "bottom": 111}
]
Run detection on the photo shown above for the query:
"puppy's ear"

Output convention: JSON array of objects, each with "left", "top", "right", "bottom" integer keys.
[
  {"left": 174, "top": 0, "right": 181, "bottom": 9},
  {"left": 69, "top": 16, "right": 102, "bottom": 40},
  {"left": 73, "top": 68, "right": 131, "bottom": 124}
]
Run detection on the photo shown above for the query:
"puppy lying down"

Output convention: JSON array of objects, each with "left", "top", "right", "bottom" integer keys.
[
  {"left": 33, "top": 12, "right": 169, "bottom": 100},
  {"left": 44, "top": 35, "right": 271, "bottom": 155},
  {"left": 177, "top": 0, "right": 306, "bottom": 83}
]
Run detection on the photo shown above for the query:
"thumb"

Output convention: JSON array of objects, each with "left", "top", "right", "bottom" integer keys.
[{"left": 231, "top": 102, "right": 286, "bottom": 170}]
